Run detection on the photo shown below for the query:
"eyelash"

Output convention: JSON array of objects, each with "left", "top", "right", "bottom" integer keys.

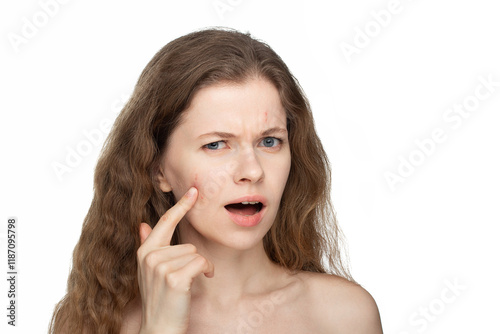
[{"left": 203, "top": 137, "right": 284, "bottom": 151}]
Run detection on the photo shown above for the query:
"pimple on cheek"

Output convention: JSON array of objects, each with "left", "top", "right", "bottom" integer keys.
[
  {"left": 192, "top": 167, "right": 230, "bottom": 208},
  {"left": 192, "top": 173, "right": 203, "bottom": 200}
]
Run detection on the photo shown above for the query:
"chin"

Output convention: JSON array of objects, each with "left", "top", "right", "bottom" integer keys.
[{"left": 221, "top": 232, "right": 268, "bottom": 250}]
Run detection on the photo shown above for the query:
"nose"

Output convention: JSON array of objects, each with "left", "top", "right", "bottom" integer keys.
[{"left": 232, "top": 148, "right": 264, "bottom": 184}]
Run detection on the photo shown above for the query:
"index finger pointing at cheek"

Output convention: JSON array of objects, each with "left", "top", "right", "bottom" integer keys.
[{"left": 143, "top": 187, "right": 198, "bottom": 247}]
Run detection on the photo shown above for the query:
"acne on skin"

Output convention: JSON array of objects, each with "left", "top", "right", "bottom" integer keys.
[{"left": 157, "top": 78, "right": 291, "bottom": 252}]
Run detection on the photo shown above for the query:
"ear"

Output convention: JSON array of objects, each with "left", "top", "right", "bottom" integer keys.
[{"left": 156, "top": 165, "right": 173, "bottom": 192}]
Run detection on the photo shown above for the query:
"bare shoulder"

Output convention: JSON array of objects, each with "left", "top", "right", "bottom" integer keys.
[{"left": 296, "top": 271, "right": 383, "bottom": 334}]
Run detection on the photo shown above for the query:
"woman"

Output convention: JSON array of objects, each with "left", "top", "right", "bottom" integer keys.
[{"left": 50, "top": 28, "right": 383, "bottom": 333}]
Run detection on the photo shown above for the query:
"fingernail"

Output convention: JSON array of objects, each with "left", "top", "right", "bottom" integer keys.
[{"left": 186, "top": 187, "right": 197, "bottom": 198}]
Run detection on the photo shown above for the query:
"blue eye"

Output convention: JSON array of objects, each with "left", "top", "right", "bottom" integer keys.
[
  {"left": 260, "top": 137, "right": 281, "bottom": 147},
  {"left": 204, "top": 141, "right": 226, "bottom": 150}
]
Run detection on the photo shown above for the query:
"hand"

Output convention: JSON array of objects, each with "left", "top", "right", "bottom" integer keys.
[{"left": 137, "top": 187, "right": 214, "bottom": 334}]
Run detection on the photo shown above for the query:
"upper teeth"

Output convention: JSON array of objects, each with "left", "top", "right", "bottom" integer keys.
[{"left": 241, "top": 201, "right": 260, "bottom": 205}]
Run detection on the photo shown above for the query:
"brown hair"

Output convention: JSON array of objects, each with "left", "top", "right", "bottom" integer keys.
[{"left": 50, "top": 27, "right": 352, "bottom": 334}]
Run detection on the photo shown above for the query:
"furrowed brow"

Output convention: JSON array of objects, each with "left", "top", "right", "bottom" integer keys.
[
  {"left": 198, "top": 127, "right": 287, "bottom": 139},
  {"left": 261, "top": 127, "right": 287, "bottom": 137},
  {"left": 198, "top": 131, "right": 235, "bottom": 139}
]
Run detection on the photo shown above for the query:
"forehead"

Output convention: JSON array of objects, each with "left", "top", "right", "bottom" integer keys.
[{"left": 178, "top": 78, "right": 287, "bottom": 133}]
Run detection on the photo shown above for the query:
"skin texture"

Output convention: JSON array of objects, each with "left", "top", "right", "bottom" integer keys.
[
  {"left": 128, "top": 78, "right": 383, "bottom": 333},
  {"left": 158, "top": 77, "right": 291, "bottom": 254}
]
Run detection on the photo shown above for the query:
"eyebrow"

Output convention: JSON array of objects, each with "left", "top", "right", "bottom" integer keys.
[{"left": 198, "top": 127, "right": 288, "bottom": 139}]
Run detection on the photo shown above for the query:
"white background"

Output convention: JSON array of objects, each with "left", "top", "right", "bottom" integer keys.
[{"left": 1, "top": 0, "right": 499, "bottom": 333}]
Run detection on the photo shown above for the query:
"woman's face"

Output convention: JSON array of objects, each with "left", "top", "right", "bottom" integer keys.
[{"left": 157, "top": 77, "right": 291, "bottom": 250}]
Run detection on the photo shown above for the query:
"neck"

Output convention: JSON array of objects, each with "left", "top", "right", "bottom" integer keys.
[{"left": 179, "top": 225, "right": 286, "bottom": 304}]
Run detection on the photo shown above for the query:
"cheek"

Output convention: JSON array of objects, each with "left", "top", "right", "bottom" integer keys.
[
  {"left": 192, "top": 164, "right": 233, "bottom": 208},
  {"left": 165, "top": 171, "right": 190, "bottom": 202},
  {"left": 268, "top": 159, "right": 290, "bottom": 195}
]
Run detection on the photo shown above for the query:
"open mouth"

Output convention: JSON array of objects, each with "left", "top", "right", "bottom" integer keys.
[{"left": 224, "top": 202, "right": 263, "bottom": 216}]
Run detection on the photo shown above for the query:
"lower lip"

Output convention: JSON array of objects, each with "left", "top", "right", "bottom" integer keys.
[{"left": 224, "top": 206, "right": 266, "bottom": 227}]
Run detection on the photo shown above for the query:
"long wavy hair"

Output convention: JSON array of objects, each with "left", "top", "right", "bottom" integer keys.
[{"left": 50, "top": 27, "right": 352, "bottom": 334}]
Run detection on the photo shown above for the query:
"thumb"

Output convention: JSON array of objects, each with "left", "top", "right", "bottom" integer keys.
[{"left": 139, "top": 222, "right": 153, "bottom": 244}]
